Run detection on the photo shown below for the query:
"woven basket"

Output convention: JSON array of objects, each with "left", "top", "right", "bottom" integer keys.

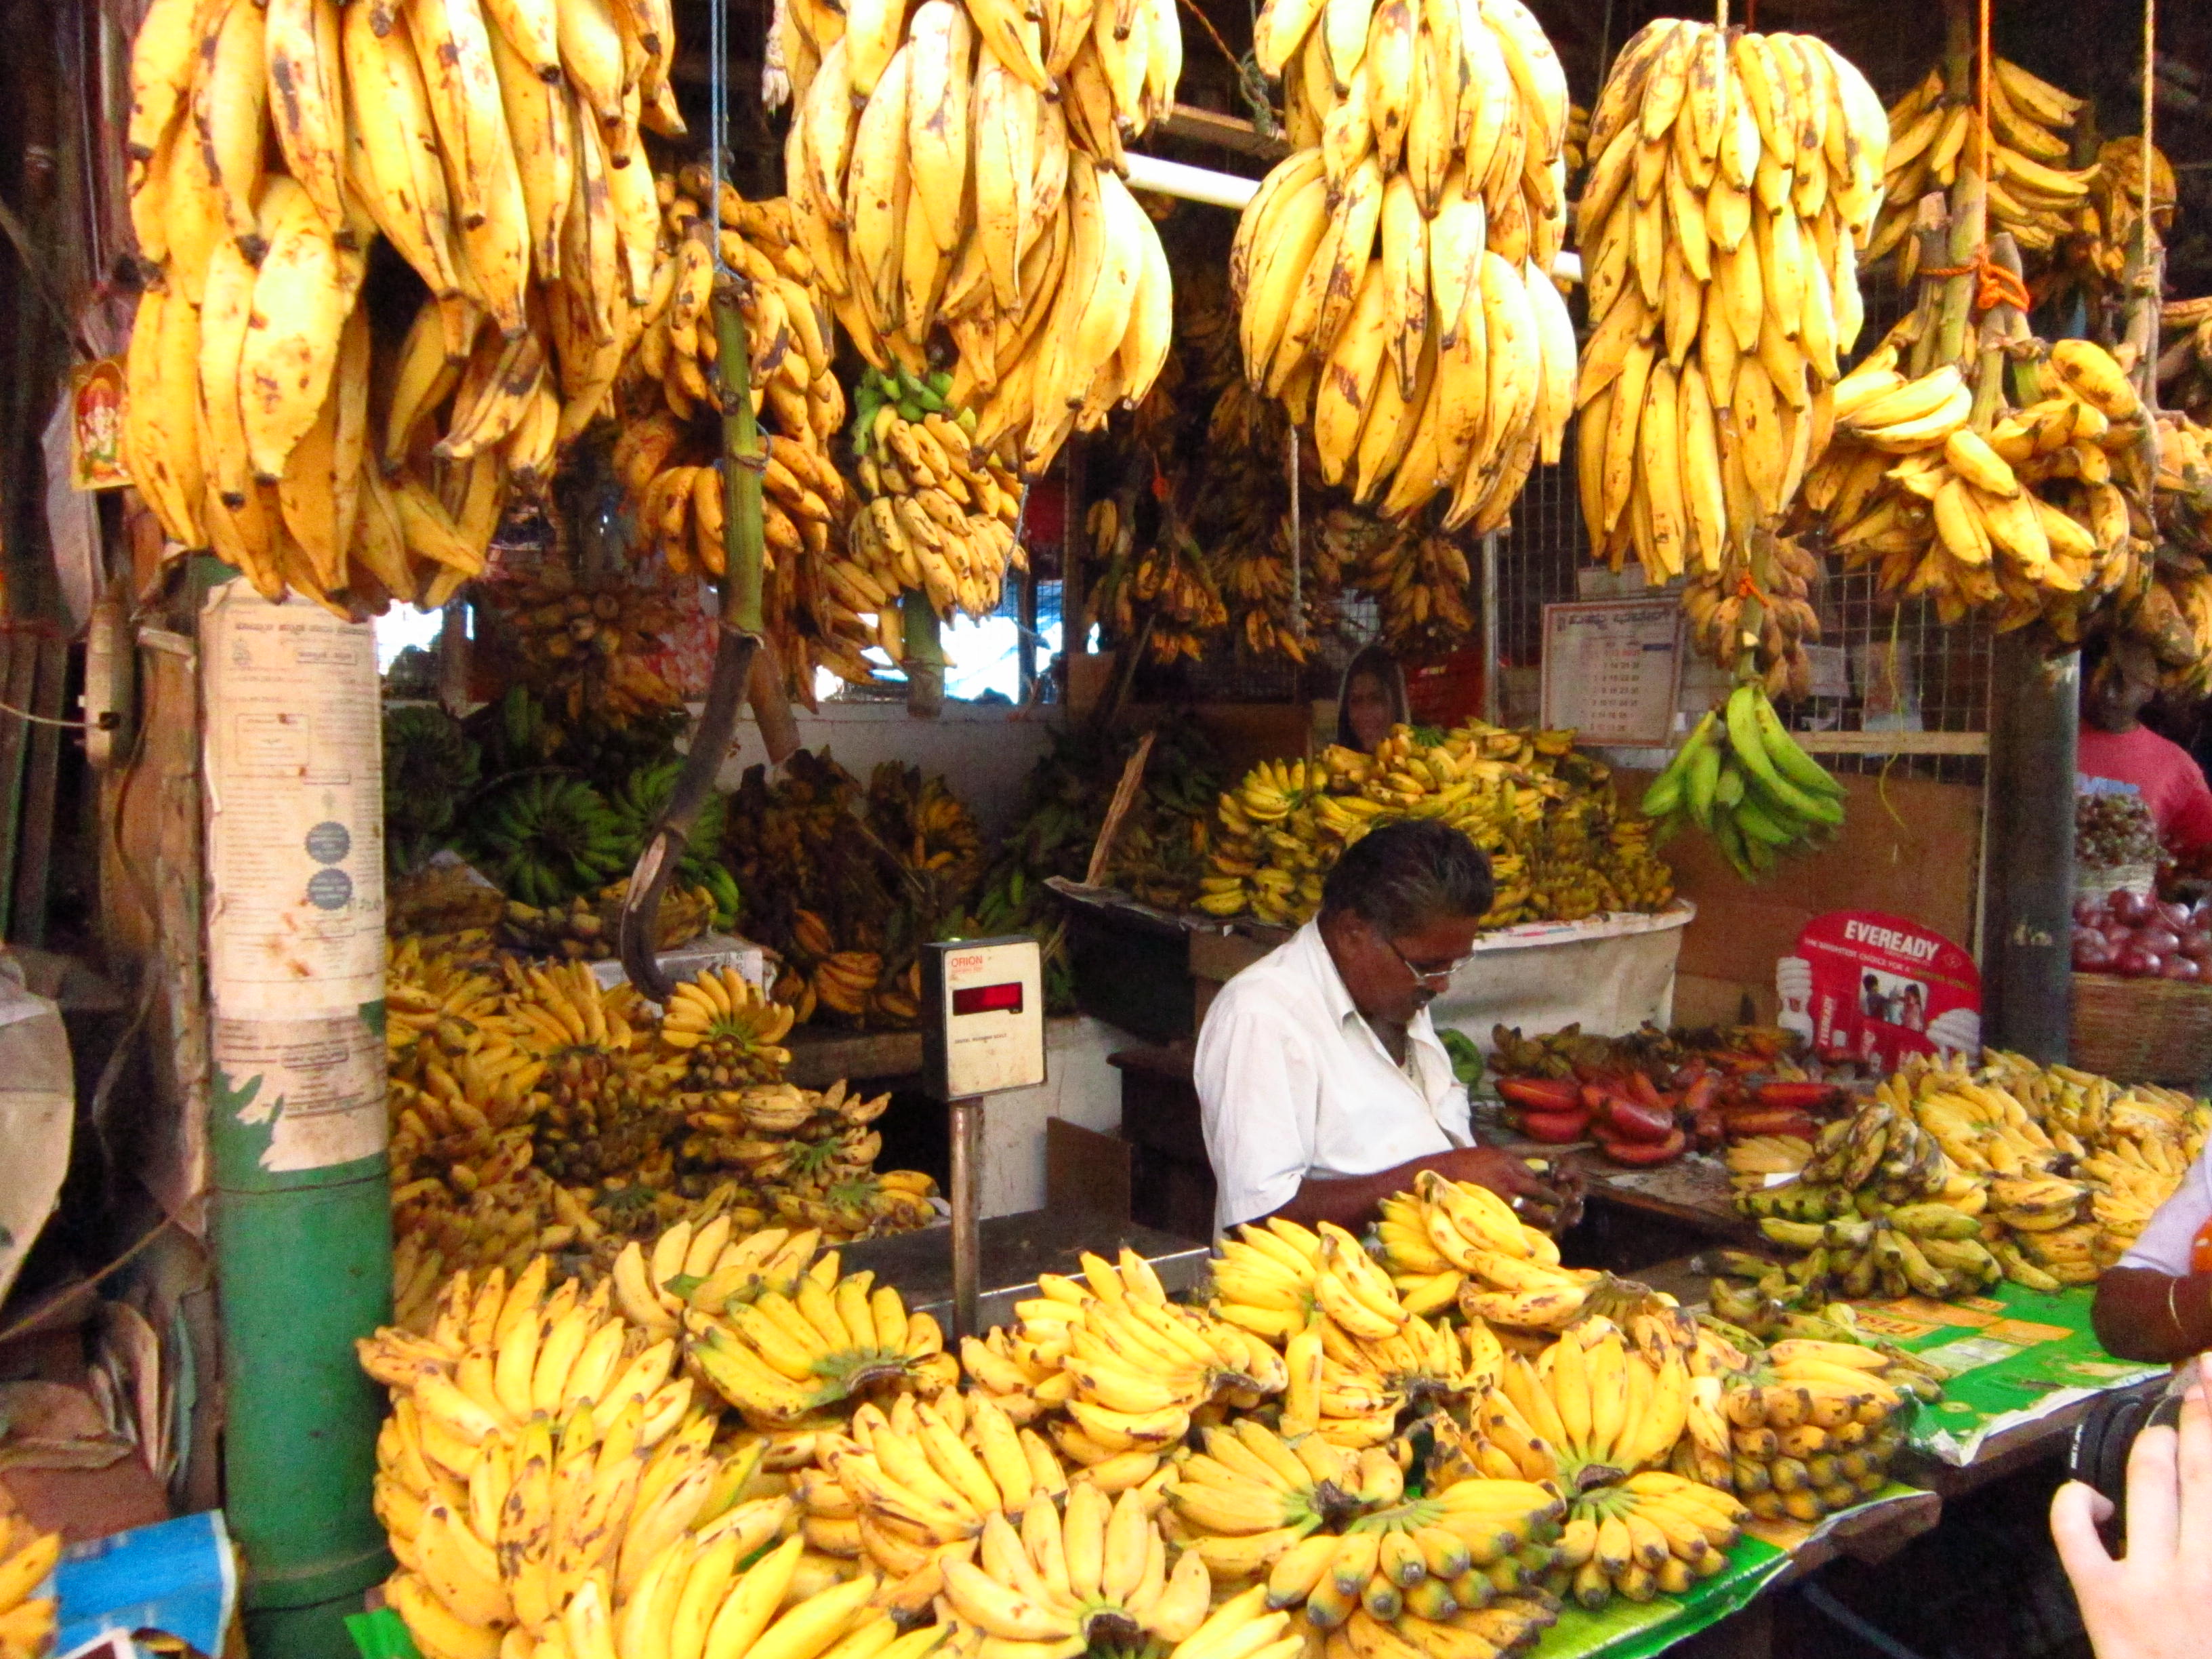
[{"left": 2071, "top": 972, "right": 2212, "bottom": 1085}]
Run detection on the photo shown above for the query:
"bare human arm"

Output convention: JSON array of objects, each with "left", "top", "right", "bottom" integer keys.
[
  {"left": 1256, "top": 1146, "right": 1574, "bottom": 1233},
  {"left": 2093, "top": 1268, "right": 2212, "bottom": 1363}
]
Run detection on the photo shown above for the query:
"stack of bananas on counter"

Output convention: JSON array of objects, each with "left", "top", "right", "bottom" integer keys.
[
  {"left": 121, "top": 0, "right": 695, "bottom": 611},
  {"left": 848, "top": 367, "right": 1028, "bottom": 634},
  {"left": 782, "top": 0, "right": 1178, "bottom": 476},
  {"left": 1805, "top": 331, "right": 2151, "bottom": 631},
  {"left": 1637, "top": 684, "right": 1847, "bottom": 880},
  {"left": 960, "top": 1249, "right": 1288, "bottom": 1491},
  {"left": 1868, "top": 58, "right": 2089, "bottom": 273},
  {"left": 1200, "top": 722, "right": 1674, "bottom": 928},
  {"left": 1235, "top": 0, "right": 1576, "bottom": 527},
  {"left": 1717, "top": 1341, "right": 1920, "bottom": 1525},
  {"left": 1206, "top": 1212, "right": 1502, "bottom": 1446},
  {"left": 1573, "top": 22, "right": 1887, "bottom": 588},
  {"left": 384, "top": 953, "right": 942, "bottom": 1330},
  {"left": 728, "top": 754, "right": 984, "bottom": 1031},
  {"left": 1166, "top": 1424, "right": 1563, "bottom": 1620},
  {"left": 0, "top": 1519, "right": 58, "bottom": 1659}
]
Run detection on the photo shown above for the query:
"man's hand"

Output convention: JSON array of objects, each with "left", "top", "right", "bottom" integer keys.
[
  {"left": 2051, "top": 1370, "right": 2212, "bottom": 1659},
  {"left": 1426, "top": 1147, "right": 1578, "bottom": 1232}
]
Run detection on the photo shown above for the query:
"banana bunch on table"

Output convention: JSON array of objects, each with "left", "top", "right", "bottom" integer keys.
[
  {"left": 1807, "top": 333, "right": 2150, "bottom": 631},
  {"left": 1574, "top": 20, "right": 1888, "bottom": 588},
  {"left": 1869, "top": 58, "right": 2091, "bottom": 273},
  {"left": 783, "top": 0, "right": 1179, "bottom": 477},
  {"left": 1721, "top": 1342, "right": 1914, "bottom": 1525},
  {"left": 1234, "top": 0, "right": 1576, "bottom": 527}
]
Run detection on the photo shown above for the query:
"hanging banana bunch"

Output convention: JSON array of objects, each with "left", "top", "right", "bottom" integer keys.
[
  {"left": 602, "top": 172, "right": 882, "bottom": 697},
  {"left": 1573, "top": 22, "right": 1889, "bottom": 598},
  {"left": 848, "top": 367, "right": 1028, "bottom": 634},
  {"left": 120, "top": 0, "right": 688, "bottom": 611},
  {"left": 781, "top": 0, "right": 1181, "bottom": 480},
  {"left": 1678, "top": 533, "right": 1824, "bottom": 701},
  {"left": 1868, "top": 58, "right": 2091, "bottom": 276},
  {"left": 1233, "top": 0, "right": 1577, "bottom": 530}
]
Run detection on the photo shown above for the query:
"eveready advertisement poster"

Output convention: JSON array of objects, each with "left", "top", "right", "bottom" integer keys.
[{"left": 1777, "top": 910, "right": 1982, "bottom": 1070}]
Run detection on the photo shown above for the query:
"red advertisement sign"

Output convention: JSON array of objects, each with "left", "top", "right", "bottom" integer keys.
[{"left": 1777, "top": 910, "right": 1982, "bottom": 1071}]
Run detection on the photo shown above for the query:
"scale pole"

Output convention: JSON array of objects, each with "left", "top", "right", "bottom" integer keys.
[{"left": 949, "top": 1096, "right": 983, "bottom": 1338}]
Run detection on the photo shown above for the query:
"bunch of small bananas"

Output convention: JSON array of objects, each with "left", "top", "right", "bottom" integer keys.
[
  {"left": 1574, "top": 22, "right": 1887, "bottom": 592},
  {"left": 390, "top": 867, "right": 510, "bottom": 945},
  {"left": 1806, "top": 333, "right": 2150, "bottom": 631},
  {"left": 1679, "top": 534, "right": 1825, "bottom": 700},
  {"left": 1375, "top": 1173, "right": 1589, "bottom": 1330},
  {"left": 936, "top": 1482, "right": 1216, "bottom": 1649},
  {"left": 121, "top": 0, "right": 690, "bottom": 611},
  {"left": 2065, "top": 138, "right": 2177, "bottom": 290},
  {"left": 0, "top": 1518, "right": 58, "bottom": 1659},
  {"left": 1870, "top": 58, "right": 2091, "bottom": 274},
  {"left": 1551, "top": 1473, "right": 1748, "bottom": 1606},
  {"left": 1340, "top": 524, "right": 1477, "bottom": 663},
  {"left": 791, "top": 1390, "right": 1067, "bottom": 1576},
  {"left": 1980, "top": 1050, "right": 2209, "bottom": 1263},
  {"left": 959, "top": 1250, "right": 1287, "bottom": 1492},
  {"left": 783, "top": 0, "right": 1178, "bottom": 476},
  {"left": 1162, "top": 1417, "right": 1561, "bottom": 1601},
  {"left": 686, "top": 1256, "right": 954, "bottom": 1427},
  {"left": 1085, "top": 495, "right": 1231, "bottom": 667},
  {"left": 662, "top": 966, "right": 796, "bottom": 1072},
  {"left": 1201, "top": 722, "right": 1674, "bottom": 928},
  {"left": 1719, "top": 1340, "right": 1918, "bottom": 1525},
  {"left": 484, "top": 565, "right": 687, "bottom": 731},
  {"left": 1639, "top": 684, "right": 1847, "bottom": 881},
  {"left": 849, "top": 367, "right": 1027, "bottom": 633},
  {"left": 1237, "top": 0, "right": 1575, "bottom": 528},
  {"left": 498, "top": 878, "right": 731, "bottom": 962}
]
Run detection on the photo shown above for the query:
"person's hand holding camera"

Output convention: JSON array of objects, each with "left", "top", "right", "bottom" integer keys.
[{"left": 2052, "top": 1361, "right": 2212, "bottom": 1659}]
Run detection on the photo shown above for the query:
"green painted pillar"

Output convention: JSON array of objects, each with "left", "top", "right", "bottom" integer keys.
[{"left": 200, "top": 581, "right": 393, "bottom": 1654}]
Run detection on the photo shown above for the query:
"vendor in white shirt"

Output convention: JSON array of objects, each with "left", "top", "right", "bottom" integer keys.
[{"left": 1194, "top": 819, "right": 1572, "bottom": 1235}]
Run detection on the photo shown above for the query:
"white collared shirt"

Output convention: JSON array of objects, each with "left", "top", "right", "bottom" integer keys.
[{"left": 1193, "top": 919, "right": 1472, "bottom": 1234}]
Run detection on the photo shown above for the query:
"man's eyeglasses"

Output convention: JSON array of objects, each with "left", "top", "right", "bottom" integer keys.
[{"left": 1381, "top": 932, "right": 1477, "bottom": 986}]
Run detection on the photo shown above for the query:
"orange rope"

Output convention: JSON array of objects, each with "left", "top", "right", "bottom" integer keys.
[{"left": 1917, "top": 249, "right": 2030, "bottom": 314}]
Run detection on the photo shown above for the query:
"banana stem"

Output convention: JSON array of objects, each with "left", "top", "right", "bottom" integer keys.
[
  {"left": 1971, "top": 233, "right": 2025, "bottom": 425},
  {"left": 712, "top": 243, "right": 767, "bottom": 638},
  {"left": 903, "top": 590, "right": 944, "bottom": 716},
  {"left": 1935, "top": 164, "right": 1986, "bottom": 372}
]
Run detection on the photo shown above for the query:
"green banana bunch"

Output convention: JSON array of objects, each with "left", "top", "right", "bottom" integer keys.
[
  {"left": 468, "top": 775, "right": 633, "bottom": 908},
  {"left": 1639, "top": 684, "right": 1847, "bottom": 879},
  {"left": 849, "top": 365, "right": 976, "bottom": 452}
]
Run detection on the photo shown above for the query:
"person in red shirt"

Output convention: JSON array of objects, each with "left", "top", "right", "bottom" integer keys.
[{"left": 2078, "top": 638, "right": 2212, "bottom": 857}]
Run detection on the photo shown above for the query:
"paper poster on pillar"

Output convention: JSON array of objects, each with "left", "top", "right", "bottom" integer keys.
[
  {"left": 201, "top": 582, "right": 386, "bottom": 1017},
  {"left": 213, "top": 1012, "right": 387, "bottom": 1173}
]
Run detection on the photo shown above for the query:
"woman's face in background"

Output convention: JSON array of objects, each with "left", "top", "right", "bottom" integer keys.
[{"left": 1347, "top": 671, "right": 1395, "bottom": 750}]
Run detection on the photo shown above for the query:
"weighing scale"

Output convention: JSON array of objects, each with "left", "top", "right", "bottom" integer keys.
[{"left": 916, "top": 935, "right": 1211, "bottom": 1334}]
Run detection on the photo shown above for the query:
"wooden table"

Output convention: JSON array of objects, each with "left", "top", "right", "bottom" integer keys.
[{"left": 782, "top": 1026, "right": 924, "bottom": 1088}]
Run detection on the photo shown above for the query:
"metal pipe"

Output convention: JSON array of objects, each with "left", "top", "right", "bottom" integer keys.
[
  {"left": 948, "top": 1098, "right": 983, "bottom": 1338},
  {"left": 1481, "top": 533, "right": 1502, "bottom": 724},
  {"left": 1982, "top": 634, "right": 2077, "bottom": 1058},
  {"left": 1122, "top": 152, "right": 1261, "bottom": 209}
]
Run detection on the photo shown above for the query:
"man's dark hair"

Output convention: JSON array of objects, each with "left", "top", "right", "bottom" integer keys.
[{"left": 1319, "top": 819, "right": 1493, "bottom": 937}]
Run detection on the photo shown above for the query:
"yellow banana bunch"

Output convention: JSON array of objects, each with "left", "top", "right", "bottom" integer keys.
[
  {"left": 360, "top": 1256, "right": 816, "bottom": 1659},
  {"left": 962, "top": 1250, "right": 1285, "bottom": 1492},
  {"left": 2067, "top": 137, "right": 2177, "bottom": 289},
  {"left": 931, "top": 1581, "right": 1305, "bottom": 1659},
  {"left": 935, "top": 1479, "right": 1216, "bottom": 1649},
  {"left": 1376, "top": 1170, "right": 1572, "bottom": 1322},
  {"left": 1166, "top": 1419, "right": 1561, "bottom": 1621},
  {"left": 685, "top": 1252, "right": 958, "bottom": 1426},
  {"left": 121, "top": 0, "right": 691, "bottom": 613},
  {"left": 1551, "top": 1473, "right": 1748, "bottom": 1608},
  {"left": 0, "top": 1517, "right": 59, "bottom": 1659},
  {"left": 386, "top": 937, "right": 515, "bottom": 1065},
  {"left": 1869, "top": 58, "right": 2092, "bottom": 274},
  {"left": 1724, "top": 1135, "right": 1814, "bottom": 1190},
  {"left": 661, "top": 966, "right": 798, "bottom": 1071},
  {"left": 1574, "top": 21, "right": 1887, "bottom": 593},
  {"left": 1486, "top": 1316, "right": 1696, "bottom": 1484},
  {"left": 1235, "top": 0, "right": 1576, "bottom": 527},
  {"left": 609, "top": 1217, "right": 825, "bottom": 1337},
  {"left": 849, "top": 371, "right": 1028, "bottom": 631},
  {"left": 1677, "top": 533, "right": 1825, "bottom": 699},
  {"left": 1804, "top": 333, "right": 2150, "bottom": 632},
  {"left": 783, "top": 0, "right": 1179, "bottom": 478},
  {"left": 1340, "top": 523, "right": 1478, "bottom": 662},
  {"left": 1202, "top": 721, "right": 1673, "bottom": 929},
  {"left": 1084, "top": 492, "right": 1231, "bottom": 667},
  {"left": 1721, "top": 1341, "right": 1911, "bottom": 1524}
]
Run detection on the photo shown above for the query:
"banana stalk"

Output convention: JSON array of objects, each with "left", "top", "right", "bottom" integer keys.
[{"left": 618, "top": 226, "right": 769, "bottom": 1001}]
